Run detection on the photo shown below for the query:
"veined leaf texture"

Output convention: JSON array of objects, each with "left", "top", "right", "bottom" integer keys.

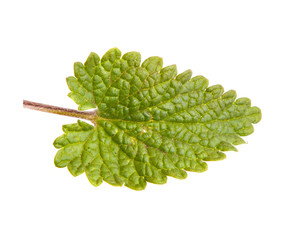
[{"left": 54, "top": 48, "right": 261, "bottom": 190}]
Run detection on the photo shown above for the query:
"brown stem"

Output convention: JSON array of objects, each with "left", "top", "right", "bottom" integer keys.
[{"left": 23, "top": 100, "right": 98, "bottom": 122}]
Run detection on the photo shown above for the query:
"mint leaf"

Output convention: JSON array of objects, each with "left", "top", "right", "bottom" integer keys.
[{"left": 54, "top": 48, "right": 261, "bottom": 190}]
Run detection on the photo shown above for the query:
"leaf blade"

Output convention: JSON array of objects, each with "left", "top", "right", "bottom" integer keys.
[{"left": 55, "top": 48, "right": 262, "bottom": 190}]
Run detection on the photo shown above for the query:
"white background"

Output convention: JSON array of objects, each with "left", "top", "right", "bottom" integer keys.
[{"left": 1, "top": 0, "right": 280, "bottom": 239}]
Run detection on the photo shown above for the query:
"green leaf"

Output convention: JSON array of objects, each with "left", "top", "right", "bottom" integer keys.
[{"left": 56, "top": 47, "right": 262, "bottom": 190}]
